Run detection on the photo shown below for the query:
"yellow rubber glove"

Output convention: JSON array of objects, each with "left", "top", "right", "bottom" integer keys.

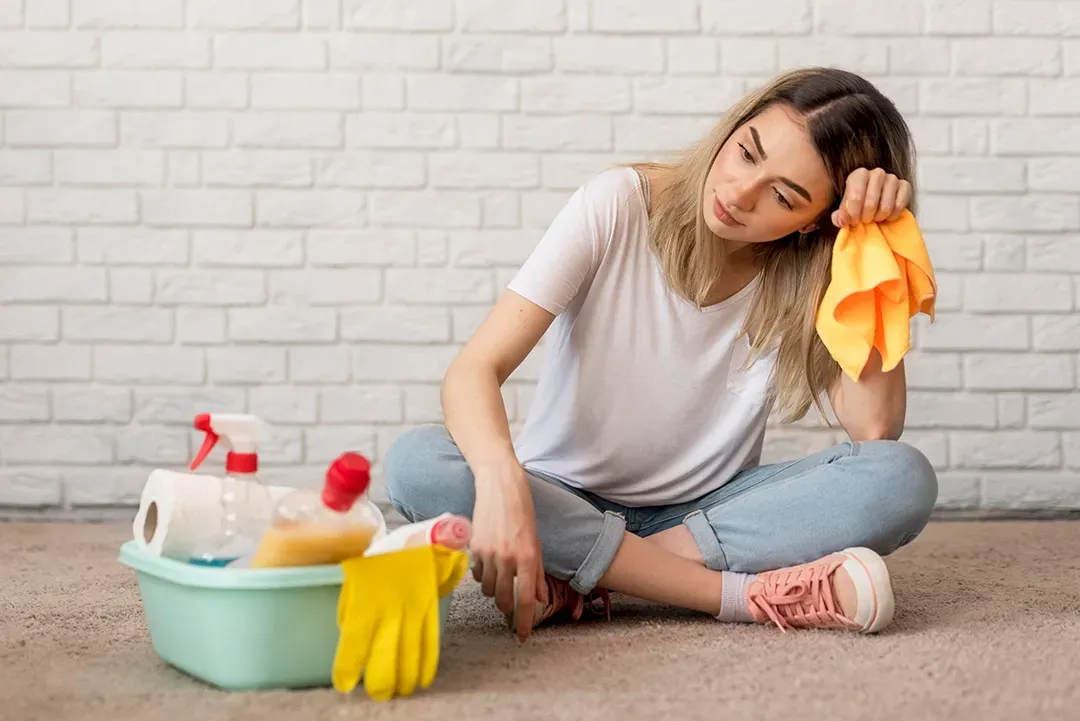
[{"left": 331, "top": 544, "right": 468, "bottom": 701}]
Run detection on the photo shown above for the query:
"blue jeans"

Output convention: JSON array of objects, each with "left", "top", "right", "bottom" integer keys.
[{"left": 384, "top": 425, "right": 938, "bottom": 595}]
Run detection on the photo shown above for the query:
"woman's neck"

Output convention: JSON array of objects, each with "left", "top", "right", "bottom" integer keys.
[
  {"left": 721, "top": 237, "right": 759, "bottom": 267},
  {"left": 640, "top": 164, "right": 761, "bottom": 306},
  {"left": 701, "top": 247, "right": 761, "bottom": 307}
]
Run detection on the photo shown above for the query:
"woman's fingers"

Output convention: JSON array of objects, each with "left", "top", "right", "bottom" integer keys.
[
  {"left": 480, "top": 553, "right": 498, "bottom": 598},
  {"left": 494, "top": 556, "right": 517, "bottom": 616},
  {"left": 874, "top": 173, "right": 899, "bottom": 222},
  {"left": 860, "top": 168, "right": 887, "bottom": 224},
  {"left": 835, "top": 168, "right": 911, "bottom": 227},
  {"left": 843, "top": 167, "right": 869, "bottom": 222},
  {"left": 513, "top": 558, "right": 538, "bottom": 642},
  {"left": 535, "top": 558, "right": 549, "bottom": 606},
  {"left": 889, "top": 180, "right": 912, "bottom": 221}
]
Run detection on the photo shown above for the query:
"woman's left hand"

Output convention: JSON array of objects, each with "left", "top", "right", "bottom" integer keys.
[{"left": 832, "top": 167, "right": 912, "bottom": 227}]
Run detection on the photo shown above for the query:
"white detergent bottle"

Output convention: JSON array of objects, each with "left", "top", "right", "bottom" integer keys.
[
  {"left": 365, "top": 513, "right": 473, "bottom": 557},
  {"left": 187, "top": 413, "right": 275, "bottom": 567}
]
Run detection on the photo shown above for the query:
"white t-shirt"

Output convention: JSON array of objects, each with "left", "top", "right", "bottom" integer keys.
[{"left": 508, "top": 167, "right": 780, "bottom": 507}]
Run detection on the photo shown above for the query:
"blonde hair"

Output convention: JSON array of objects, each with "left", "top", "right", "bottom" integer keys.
[{"left": 633, "top": 67, "right": 917, "bottom": 423}]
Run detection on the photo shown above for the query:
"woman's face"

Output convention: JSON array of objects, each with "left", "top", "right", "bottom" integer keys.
[{"left": 702, "top": 103, "right": 835, "bottom": 246}]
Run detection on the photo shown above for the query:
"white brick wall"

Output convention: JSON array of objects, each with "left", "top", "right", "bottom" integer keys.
[{"left": 1, "top": 0, "right": 1078, "bottom": 515}]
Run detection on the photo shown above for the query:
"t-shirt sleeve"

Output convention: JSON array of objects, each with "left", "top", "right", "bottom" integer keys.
[{"left": 507, "top": 168, "right": 631, "bottom": 315}]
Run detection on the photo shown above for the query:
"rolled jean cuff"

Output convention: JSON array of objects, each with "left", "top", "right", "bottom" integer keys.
[
  {"left": 684, "top": 509, "right": 728, "bottom": 571},
  {"left": 568, "top": 510, "right": 626, "bottom": 594}
]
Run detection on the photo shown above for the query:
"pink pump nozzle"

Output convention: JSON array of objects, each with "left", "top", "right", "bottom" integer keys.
[{"left": 429, "top": 516, "right": 472, "bottom": 550}]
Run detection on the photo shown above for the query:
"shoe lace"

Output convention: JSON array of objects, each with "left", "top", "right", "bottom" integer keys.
[
  {"left": 582, "top": 588, "right": 612, "bottom": 622},
  {"left": 542, "top": 578, "right": 612, "bottom": 624},
  {"left": 746, "top": 558, "right": 856, "bottom": 633},
  {"left": 541, "top": 576, "right": 573, "bottom": 622}
]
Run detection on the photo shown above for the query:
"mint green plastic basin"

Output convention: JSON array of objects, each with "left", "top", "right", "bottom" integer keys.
[{"left": 119, "top": 541, "right": 453, "bottom": 691}]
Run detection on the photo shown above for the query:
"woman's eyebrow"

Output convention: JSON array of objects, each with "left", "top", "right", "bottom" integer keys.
[
  {"left": 750, "top": 126, "right": 767, "bottom": 159},
  {"left": 750, "top": 125, "right": 813, "bottom": 202},
  {"left": 781, "top": 178, "right": 812, "bottom": 202}
]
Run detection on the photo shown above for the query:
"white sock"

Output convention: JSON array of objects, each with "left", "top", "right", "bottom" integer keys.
[{"left": 717, "top": 571, "right": 756, "bottom": 623}]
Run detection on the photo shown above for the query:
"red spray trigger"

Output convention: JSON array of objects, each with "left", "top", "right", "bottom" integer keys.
[{"left": 190, "top": 413, "right": 219, "bottom": 470}]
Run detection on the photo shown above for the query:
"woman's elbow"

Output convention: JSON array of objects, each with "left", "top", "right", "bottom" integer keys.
[
  {"left": 849, "top": 418, "right": 904, "bottom": 443},
  {"left": 441, "top": 353, "right": 502, "bottom": 395}
]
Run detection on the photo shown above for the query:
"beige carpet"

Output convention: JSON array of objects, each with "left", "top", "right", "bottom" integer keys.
[{"left": 3, "top": 521, "right": 1079, "bottom": 721}]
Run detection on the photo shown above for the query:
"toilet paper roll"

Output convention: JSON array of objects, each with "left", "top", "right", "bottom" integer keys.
[{"left": 132, "top": 469, "right": 296, "bottom": 560}]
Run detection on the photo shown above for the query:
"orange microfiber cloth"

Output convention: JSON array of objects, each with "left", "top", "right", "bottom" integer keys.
[{"left": 816, "top": 209, "right": 937, "bottom": 382}]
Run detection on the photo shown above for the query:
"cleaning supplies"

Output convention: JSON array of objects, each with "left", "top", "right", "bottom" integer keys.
[
  {"left": 332, "top": 544, "right": 469, "bottom": 701},
  {"left": 365, "top": 513, "right": 472, "bottom": 557},
  {"left": 248, "top": 452, "right": 383, "bottom": 569},
  {"left": 187, "top": 413, "right": 275, "bottom": 567},
  {"left": 132, "top": 469, "right": 295, "bottom": 560},
  {"left": 816, "top": 210, "right": 936, "bottom": 381},
  {"left": 118, "top": 538, "right": 457, "bottom": 691}
]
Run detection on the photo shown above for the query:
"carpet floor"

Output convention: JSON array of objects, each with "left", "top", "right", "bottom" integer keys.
[{"left": 2, "top": 520, "right": 1079, "bottom": 721}]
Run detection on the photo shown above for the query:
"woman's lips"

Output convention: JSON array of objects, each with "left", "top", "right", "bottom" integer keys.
[{"left": 713, "top": 196, "right": 743, "bottom": 227}]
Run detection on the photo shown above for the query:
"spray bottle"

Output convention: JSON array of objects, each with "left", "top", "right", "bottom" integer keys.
[
  {"left": 365, "top": 513, "right": 472, "bottom": 557},
  {"left": 187, "top": 413, "right": 274, "bottom": 567},
  {"left": 247, "top": 451, "right": 383, "bottom": 568}
]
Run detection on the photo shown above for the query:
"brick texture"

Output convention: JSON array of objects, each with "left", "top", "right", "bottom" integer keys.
[{"left": 1, "top": 2, "right": 1078, "bottom": 513}]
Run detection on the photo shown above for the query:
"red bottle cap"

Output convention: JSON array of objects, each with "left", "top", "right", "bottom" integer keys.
[
  {"left": 226, "top": 452, "right": 258, "bottom": 474},
  {"left": 322, "top": 452, "right": 371, "bottom": 512}
]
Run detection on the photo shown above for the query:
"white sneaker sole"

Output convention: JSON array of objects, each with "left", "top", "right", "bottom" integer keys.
[{"left": 839, "top": 547, "right": 895, "bottom": 634}]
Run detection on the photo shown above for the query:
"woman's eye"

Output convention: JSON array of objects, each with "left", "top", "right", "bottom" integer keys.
[
  {"left": 739, "top": 144, "right": 753, "bottom": 163},
  {"left": 774, "top": 189, "right": 792, "bottom": 210}
]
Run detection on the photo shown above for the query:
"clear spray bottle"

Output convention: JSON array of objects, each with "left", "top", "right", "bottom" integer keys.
[
  {"left": 187, "top": 413, "right": 274, "bottom": 567},
  {"left": 247, "top": 452, "right": 383, "bottom": 568}
]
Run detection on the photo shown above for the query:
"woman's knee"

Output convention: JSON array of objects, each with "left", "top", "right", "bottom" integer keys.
[
  {"left": 383, "top": 424, "right": 475, "bottom": 522},
  {"left": 856, "top": 439, "right": 938, "bottom": 547}
]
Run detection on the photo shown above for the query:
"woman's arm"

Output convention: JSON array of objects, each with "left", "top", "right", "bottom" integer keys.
[
  {"left": 827, "top": 349, "right": 907, "bottom": 442},
  {"left": 443, "top": 168, "right": 628, "bottom": 641},
  {"left": 825, "top": 166, "right": 914, "bottom": 442},
  {"left": 441, "top": 289, "right": 557, "bottom": 643},
  {"left": 442, "top": 290, "right": 554, "bottom": 473}
]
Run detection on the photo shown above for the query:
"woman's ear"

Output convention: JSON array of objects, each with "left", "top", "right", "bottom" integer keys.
[{"left": 799, "top": 222, "right": 818, "bottom": 234}]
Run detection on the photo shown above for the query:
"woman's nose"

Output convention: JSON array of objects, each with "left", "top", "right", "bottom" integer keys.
[{"left": 728, "top": 181, "right": 756, "bottom": 212}]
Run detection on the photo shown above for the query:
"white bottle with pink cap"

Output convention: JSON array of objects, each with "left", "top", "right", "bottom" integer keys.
[{"left": 365, "top": 512, "right": 472, "bottom": 557}]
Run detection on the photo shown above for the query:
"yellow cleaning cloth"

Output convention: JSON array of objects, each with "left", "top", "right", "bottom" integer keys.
[
  {"left": 816, "top": 210, "right": 937, "bottom": 382},
  {"left": 332, "top": 545, "right": 468, "bottom": 702}
]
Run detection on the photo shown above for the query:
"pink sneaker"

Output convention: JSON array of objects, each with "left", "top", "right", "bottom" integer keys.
[
  {"left": 506, "top": 574, "right": 611, "bottom": 632},
  {"left": 745, "top": 547, "right": 895, "bottom": 634}
]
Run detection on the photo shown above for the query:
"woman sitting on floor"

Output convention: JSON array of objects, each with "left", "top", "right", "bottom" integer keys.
[{"left": 385, "top": 66, "right": 938, "bottom": 642}]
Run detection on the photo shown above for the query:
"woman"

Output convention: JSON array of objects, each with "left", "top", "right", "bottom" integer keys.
[{"left": 385, "top": 67, "right": 938, "bottom": 643}]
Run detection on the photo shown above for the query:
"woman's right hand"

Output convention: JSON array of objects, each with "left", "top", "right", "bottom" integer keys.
[
  {"left": 439, "top": 289, "right": 559, "bottom": 642},
  {"left": 470, "top": 461, "right": 548, "bottom": 643}
]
